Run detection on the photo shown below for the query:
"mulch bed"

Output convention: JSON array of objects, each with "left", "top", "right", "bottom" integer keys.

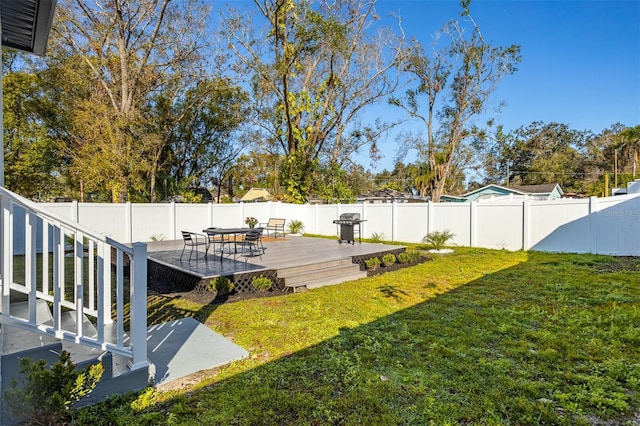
[
  {"left": 366, "top": 253, "right": 432, "bottom": 277},
  {"left": 148, "top": 250, "right": 433, "bottom": 306}
]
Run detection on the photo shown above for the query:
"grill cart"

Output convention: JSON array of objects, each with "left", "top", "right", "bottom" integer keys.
[{"left": 332, "top": 213, "right": 365, "bottom": 244}]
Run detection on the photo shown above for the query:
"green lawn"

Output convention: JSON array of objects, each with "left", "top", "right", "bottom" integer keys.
[{"left": 77, "top": 248, "right": 640, "bottom": 425}]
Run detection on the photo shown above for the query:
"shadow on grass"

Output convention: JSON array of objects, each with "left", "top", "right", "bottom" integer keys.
[
  {"left": 376, "top": 285, "right": 409, "bottom": 302},
  {"left": 84, "top": 253, "right": 640, "bottom": 425}
]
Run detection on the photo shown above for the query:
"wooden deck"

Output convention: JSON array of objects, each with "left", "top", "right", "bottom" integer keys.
[{"left": 146, "top": 236, "right": 406, "bottom": 293}]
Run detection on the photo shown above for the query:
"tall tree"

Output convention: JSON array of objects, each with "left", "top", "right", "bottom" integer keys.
[
  {"left": 52, "top": 0, "right": 211, "bottom": 202},
  {"left": 391, "top": 1, "right": 521, "bottom": 201},
  {"left": 2, "top": 69, "right": 67, "bottom": 200},
  {"left": 159, "top": 78, "right": 250, "bottom": 202},
  {"left": 482, "top": 121, "right": 591, "bottom": 193},
  {"left": 223, "top": 0, "right": 404, "bottom": 203}
]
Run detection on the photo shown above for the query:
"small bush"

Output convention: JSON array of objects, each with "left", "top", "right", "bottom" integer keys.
[
  {"left": 209, "top": 276, "right": 234, "bottom": 294},
  {"left": 369, "top": 232, "right": 386, "bottom": 243},
  {"left": 4, "top": 350, "right": 103, "bottom": 425},
  {"left": 251, "top": 275, "right": 273, "bottom": 291},
  {"left": 422, "top": 230, "right": 455, "bottom": 250},
  {"left": 287, "top": 219, "right": 305, "bottom": 234},
  {"left": 380, "top": 253, "right": 396, "bottom": 267},
  {"left": 364, "top": 257, "right": 381, "bottom": 270},
  {"left": 396, "top": 252, "right": 412, "bottom": 264}
]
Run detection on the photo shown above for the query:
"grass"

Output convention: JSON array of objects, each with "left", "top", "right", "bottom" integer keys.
[{"left": 76, "top": 248, "right": 640, "bottom": 425}]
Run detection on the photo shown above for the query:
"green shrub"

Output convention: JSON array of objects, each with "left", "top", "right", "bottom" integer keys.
[
  {"left": 422, "top": 229, "right": 455, "bottom": 250},
  {"left": 380, "top": 253, "right": 396, "bottom": 267},
  {"left": 4, "top": 350, "right": 103, "bottom": 425},
  {"left": 408, "top": 249, "right": 424, "bottom": 262},
  {"left": 369, "top": 232, "right": 385, "bottom": 243},
  {"left": 251, "top": 275, "right": 273, "bottom": 291},
  {"left": 364, "top": 257, "right": 381, "bottom": 270},
  {"left": 396, "top": 252, "right": 412, "bottom": 264},
  {"left": 287, "top": 219, "right": 305, "bottom": 234},
  {"left": 209, "top": 276, "right": 234, "bottom": 294}
]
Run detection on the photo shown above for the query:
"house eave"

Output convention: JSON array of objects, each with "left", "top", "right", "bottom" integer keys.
[{"left": 1, "top": 0, "right": 57, "bottom": 56}]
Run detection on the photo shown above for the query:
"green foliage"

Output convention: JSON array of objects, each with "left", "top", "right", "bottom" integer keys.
[
  {"left": 3, "top": 71, "right": 68, "bottom": 200},
  {"left": 396, "top": 250, "right": 424, "bottom": 264},
  {"left": 423, "top": 230, "right": 455, "bottom": 250},
  {"left": 251, "top": 276, "right": 273, "bottom": 291},
  {"left": 150, "top": 234, "right": 165, "bottom": 241},
  {"left": 209, "top": 276, "right": 234, "bottom": 294},
  {"left": 4, "top": 350, "right": 103, "bottom": 425},
  {"left": 369, "top": 232, "right": 386, "bottom": 243},
  {"left": 364, "top": 257, "right": 381, "bottom": 270},
  {"left": 287, "top": 219, "right": 305, "bottom": 234},
  {"left": 380, "top": 253, "right": 396, "bottom": 267}
]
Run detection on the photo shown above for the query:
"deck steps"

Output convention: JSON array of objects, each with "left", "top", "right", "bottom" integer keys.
[
  {"left": 0, "top": 301, "right": 113, "bottom": 381},
  {"left": 279, "top": 258, "right": 367, "bottom": 292}
]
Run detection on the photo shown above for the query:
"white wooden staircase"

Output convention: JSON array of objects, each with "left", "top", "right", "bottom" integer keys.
[{"left": 0, "top": 187, "right": 151, "bottom": 422}]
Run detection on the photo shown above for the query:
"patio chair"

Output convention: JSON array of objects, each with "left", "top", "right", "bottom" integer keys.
[
  {"left": 180, "top": 231, "right": 207, "bottom": 261},
  {"left": 203, "top": 227, "right": 225, "bottom": 257},
  {"left": 237, "top": 229, "right": 264, "bottom": 262}
]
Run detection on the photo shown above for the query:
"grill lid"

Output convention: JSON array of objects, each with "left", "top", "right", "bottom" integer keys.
[{"left": 339, "top": 212, "right": 360, "bottom": 221}]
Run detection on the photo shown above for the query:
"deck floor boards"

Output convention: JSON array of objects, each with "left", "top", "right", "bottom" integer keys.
[{"left": 147, "top": 236, "right": 405, "bottom": 280}]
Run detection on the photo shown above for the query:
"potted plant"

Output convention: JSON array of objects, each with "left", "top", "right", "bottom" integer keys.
[{"left": 245, "top": 216, "right": 258, "bottom": 228}]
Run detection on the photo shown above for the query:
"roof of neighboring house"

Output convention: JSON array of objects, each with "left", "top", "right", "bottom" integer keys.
[
  {"left": 240, "top": 188, "right": 273, "bottom": 202},
  {"left": 507, "top": 184, "right": 564, "bottom": 195},
  {"left": 442, "top": 183, "right": 564, "bottom": 202},
  {"left": 1, "top": 0, "right": 57, "bottom": 55},
  {"left": 357, "top": 189, "right": 430, "bottom": 202}
]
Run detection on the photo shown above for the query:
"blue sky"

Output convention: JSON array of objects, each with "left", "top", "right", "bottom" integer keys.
[{"left": 368, "top": 0, "right": 640, "bottom": 171}]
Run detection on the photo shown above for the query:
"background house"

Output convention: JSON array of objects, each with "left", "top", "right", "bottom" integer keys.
[
  {"left": 240, "top": 188, "right": 273, "bottom": 202},
  {"left": 357, "top": 189, "right": 430, "bottom": 204},
  {"left": 441, "top": 183, "right": 564, "bottom": 202}
]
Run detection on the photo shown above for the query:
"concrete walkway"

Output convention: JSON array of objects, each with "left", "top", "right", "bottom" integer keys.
[{"left": 147, "top": 317, "right": 249, "bottom": 387}]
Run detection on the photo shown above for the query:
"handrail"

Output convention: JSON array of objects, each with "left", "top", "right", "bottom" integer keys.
[
  {"left": 0, "top": 186, "right": 132, "bottom": 254},
  {"left": 0, "top": 187, "right": 148, "bottom": 373}
]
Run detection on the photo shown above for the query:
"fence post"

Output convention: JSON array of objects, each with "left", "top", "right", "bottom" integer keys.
[
  {"left": 71, "top": 200, "right": 79, "bottom": 222},
  {"left": 589, "top": 196, "right": 599, "bottom": 254},
  {"left": 361, "top": 202, "right": 368, "bottom": 239},
  {"left": 391, "top": 201, "right": 397, "bottom": 242},
  {"left": 129, "top": 242, "right": 148, "bottom": 371},
  {"left": 169, "top": 202, "right": 176, "bottom": 240},
  {"left": 522, "top": 199, "right": 530, "bottom": 250},
  {"left": 470, "top": 201, "right": 477, "bottom": 247},
  {"left": 427, "top": 201, "right": 433, "bottom": 237},
  {"left": 125, "top": 202, "right": 132, "bottom": 243}
]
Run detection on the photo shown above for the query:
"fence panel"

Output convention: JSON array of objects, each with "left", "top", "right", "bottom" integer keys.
[
  {"left": 131, "top": 204, "right": 174, "bottom": 242},
  {"left": 315, "top": 205, "right": 341, "bottom": 236},
  {"left": 363, "top": 204, "right": 393, "bottom": 240},
  {"left": 394, "top": 203, "right": 429, "bottom": 243},
  {"left": 433, "top": 203, "right": 473, "bottom": 247},
  {"left": 593, "top": 195, "right": 640, "bottom": 255},
  {"left": 528, "top": 199, "right": 591, "bottom": 253},
  {"left": 474, "top": 203, "right": 523, "bottom": 250},
  {"left": 78, "top": 203, "right": 127, "bottom": 241},
  {"left": 29, "top": 195, "right": 640, "bottom": 255}
]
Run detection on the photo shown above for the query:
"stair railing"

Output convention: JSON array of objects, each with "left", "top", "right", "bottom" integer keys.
[{"left": 0, "top": 187, "right": 148, "bottom": 371}]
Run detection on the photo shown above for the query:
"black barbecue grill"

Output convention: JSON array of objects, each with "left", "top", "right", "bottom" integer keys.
[{"left": 333, "top": 213, "right": 366, "bottom": 244}]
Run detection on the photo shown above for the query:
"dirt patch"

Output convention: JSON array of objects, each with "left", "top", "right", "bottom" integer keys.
[{"left": 593, "top": 256, "right": 640, "bottom": 273}]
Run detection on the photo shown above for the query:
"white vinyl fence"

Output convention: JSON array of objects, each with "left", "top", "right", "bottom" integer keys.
[{"left": 16, "top": 194, "right": 640, "bottom": 256}]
